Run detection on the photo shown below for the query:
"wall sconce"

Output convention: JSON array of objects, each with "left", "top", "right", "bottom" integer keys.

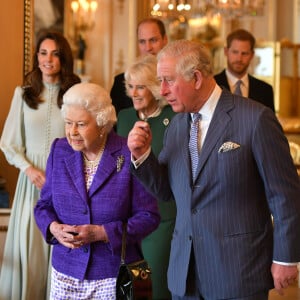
[
  {"left": 71, "top": 0, "right": 98, "bottom": 34},
  {"left": 70, "top": 0, "right": 98, "bottom": 75}
]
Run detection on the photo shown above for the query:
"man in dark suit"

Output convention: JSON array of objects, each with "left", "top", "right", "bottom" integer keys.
[
  {"left": 214, "top": 29, "right": 275, "bottom": 112},
  {"left": 127, "top": 40, "right": 300, "bottom": 299},
  {"left": 110, "top": 18, "right": 168, "bottom": 115}
]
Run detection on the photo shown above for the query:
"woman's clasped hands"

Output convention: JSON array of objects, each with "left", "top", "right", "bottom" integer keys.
[{"left": 49, "top": 221, "right": 108, "bottom": 249}]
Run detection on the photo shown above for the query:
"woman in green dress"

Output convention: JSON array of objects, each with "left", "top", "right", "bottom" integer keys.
[{"left": 117, "top": 54, "right": 176, "bottom": 300}]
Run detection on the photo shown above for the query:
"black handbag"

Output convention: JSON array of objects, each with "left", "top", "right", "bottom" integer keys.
[{"left": 116, "top": 223, "right": 152, "bottom": 300}]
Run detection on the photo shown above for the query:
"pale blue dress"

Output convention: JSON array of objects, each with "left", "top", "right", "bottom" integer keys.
[{"left": 0, "top": 83, "right": 65, "bottom": 300}]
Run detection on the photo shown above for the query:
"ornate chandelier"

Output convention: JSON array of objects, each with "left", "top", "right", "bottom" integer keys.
[{"left": 151, "top": 0, "right": 265, "bottom": 19}]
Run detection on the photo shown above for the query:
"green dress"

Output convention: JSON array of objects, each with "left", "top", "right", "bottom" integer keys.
[{"left": 117, "top": 105, "right": 176, "bottom": 300}]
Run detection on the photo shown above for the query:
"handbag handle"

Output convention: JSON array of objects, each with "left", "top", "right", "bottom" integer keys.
[
  {"left": 121, "top": 222, "right": 127, "bottom": 264},
  {"left": 121, "top": 222, "right": 144, "bottom": 264}
]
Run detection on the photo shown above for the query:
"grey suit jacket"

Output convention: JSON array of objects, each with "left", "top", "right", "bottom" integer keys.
[{"left": 132, "top": 89, "right": 300, "bottom": 298}]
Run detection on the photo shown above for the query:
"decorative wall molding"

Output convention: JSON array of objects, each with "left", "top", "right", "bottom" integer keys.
[
  {"left": 118, "top": 0, "right": 125, "bottom": 15},
  {"left": 0, "top": 209, "right": 10, "bottom": 269},
  {"left": 0, "top": 209, "right": 10, "bottom": 231},
  {"left": 115, "top": 49, "right": 125, "bottom": 75},
  {"left": 0, "top": 225, "right": 8, "bottom": 232},
  {"left": 24, "top": 0, "right": 33, "bottom": 76}
]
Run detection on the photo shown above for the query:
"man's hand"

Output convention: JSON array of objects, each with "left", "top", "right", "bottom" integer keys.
[
  {"left": 271, "top": 263, "right": 298, "bottom": 295},
  {"left": 127, "top": 121, "right": 152, "bottom": 159}
]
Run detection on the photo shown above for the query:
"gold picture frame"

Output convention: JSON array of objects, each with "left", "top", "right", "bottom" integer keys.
[{"left": 24, "top": 0, "right": 33, "bottom": 77}]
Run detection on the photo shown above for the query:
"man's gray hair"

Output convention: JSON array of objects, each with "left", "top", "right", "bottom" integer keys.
[{"left": 157, "top": 39, "right": 214, "bottom": 79}]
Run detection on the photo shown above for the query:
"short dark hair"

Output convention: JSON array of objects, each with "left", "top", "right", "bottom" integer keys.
[
  {"left": 226, "top": 29, "right": 256, "bottom": 51},
  {"left": 137, "top": 17, "right": 166, "bottom": 38}
]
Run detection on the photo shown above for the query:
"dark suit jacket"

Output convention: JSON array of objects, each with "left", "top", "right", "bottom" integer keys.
[
  {"left": 110, "top": 73, "right": 132, "bottom": 114},
  {"left": 214, "top": 69, "right": 275, "bottom": 111},
  {"left": 34, "top": 131, "right": 160, "bottom": 281},
  {"left": 132, "top": 89, "right": 300, "bottom": 298}
]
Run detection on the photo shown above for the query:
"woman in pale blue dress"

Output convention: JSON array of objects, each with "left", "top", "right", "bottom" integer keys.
[{"left": 0, "top": 31, "right": 80, "bottom": 300}]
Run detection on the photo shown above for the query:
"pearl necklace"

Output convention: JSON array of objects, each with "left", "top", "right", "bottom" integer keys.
[
  {"left": 139, "top": 105, "right": 162, "bottom": 121},
  {"left": 83, "top": 136, "right": 107, "bottom": 169}
]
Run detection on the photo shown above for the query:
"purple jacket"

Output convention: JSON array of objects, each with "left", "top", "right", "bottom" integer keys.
[{"left": 34, "top": 131, "right": 160, "bottom": 280}]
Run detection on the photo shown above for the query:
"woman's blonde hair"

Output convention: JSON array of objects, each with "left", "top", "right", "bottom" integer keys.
[{"left": 124, "top": 54, "right": 167, "bottom": 108}]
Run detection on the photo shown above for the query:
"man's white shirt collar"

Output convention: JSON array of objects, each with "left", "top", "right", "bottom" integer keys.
[
  {"left": 225, "top": 69, "right": 249, "bottom": 96},
  {"left": 190, "top": 84, "right": 222, "bottom": 147},
  {"left": 191, "top": 84, "right": 221, "bottom": 121}
]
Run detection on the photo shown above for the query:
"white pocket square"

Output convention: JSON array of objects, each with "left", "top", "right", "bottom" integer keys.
[{"left": 218, "top": 141, "right": 241, "bottom": 153}]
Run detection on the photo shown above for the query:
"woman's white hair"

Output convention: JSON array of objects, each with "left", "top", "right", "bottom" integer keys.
[{"left": 61, "top": 82, "right": 117, "bottom": 132}]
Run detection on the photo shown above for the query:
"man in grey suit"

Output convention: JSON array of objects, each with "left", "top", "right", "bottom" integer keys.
[
  {"left": 214, "top": 29, "right": 275, "bottom": 112},
  {"left": 127, "top": 40, "right": 300, "bottom": 299}
]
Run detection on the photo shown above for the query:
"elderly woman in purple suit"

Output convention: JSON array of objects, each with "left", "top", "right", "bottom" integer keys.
[{"left": 34, "top": 82, "right": 160, "bottom": 299}]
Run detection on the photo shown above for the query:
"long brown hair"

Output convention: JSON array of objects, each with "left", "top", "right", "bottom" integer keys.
[{"left": 23, "top": 31, "right": 81, "bottom": 109}]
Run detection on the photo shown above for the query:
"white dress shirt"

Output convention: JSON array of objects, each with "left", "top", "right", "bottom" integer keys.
[{"left": 225, "top": 69, "right": 249, "bottom": 97}]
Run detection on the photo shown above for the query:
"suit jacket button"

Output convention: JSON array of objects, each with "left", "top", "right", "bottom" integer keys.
[{"left": 189, "top": 235, "right": 192, "bottom": 241}]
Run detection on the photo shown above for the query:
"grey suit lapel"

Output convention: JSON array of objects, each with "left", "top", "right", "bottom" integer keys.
[
  {"left": 176, "top": 113, "right": 193, "bottom": 180},
  {"left": 195, "top": 90, "right": 234, "bottom": 179}
]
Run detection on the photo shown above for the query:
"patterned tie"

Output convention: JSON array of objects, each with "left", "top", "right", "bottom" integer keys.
[
  {"left": 234, "top": 80, "right": 243, "bottom": 96},
  {"left": 189, "top": 113, "right": 201, "bottom": 180}
]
